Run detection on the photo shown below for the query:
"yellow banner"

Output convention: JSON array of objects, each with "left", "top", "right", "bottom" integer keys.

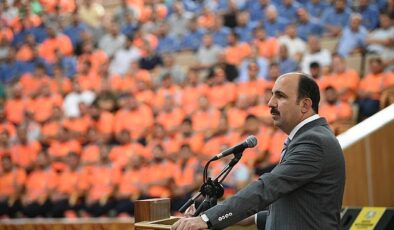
[{"left": 350, "top": 207, "right": 386, "bottom": 230}]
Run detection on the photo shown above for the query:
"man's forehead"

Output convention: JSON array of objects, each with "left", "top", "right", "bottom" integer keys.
[{"left": 273, "top": 74, "right": 300, "bottom": 92}]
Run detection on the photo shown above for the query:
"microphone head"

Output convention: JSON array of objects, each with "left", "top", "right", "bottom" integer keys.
[{"left": 245, "top": 135, "right": 258, "bottom": 148}]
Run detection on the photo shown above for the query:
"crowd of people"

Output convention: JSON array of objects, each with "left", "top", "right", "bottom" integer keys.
[{"left": 0, "top": 0, "right": 393, "bottom": 219}]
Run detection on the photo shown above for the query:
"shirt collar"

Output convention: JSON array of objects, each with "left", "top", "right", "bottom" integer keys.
[{"left": 288, "top": 114, "right": 320, "bottom": 140}]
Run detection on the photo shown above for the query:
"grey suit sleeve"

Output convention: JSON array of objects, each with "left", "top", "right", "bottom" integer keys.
[
  {"left": 203, "top": 139, "right": 323, "bottom": 229},
  {"left": 256, "top": 211, "right": 268, "bottom": 230}
]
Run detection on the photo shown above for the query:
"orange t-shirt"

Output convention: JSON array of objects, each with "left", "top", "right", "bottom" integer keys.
[
  {"left": 0, "top": 169, "right": 26, "bottom": 198},
  {"left": 19, "top": 74, "right": 54, "bottom": 97},
  {"left": 109, "top": 143, "right": 148, "bottom": 168},
  {"left": 143, "top": 161, "right": 176, "bottom": 198},
  {"left": 192, "top": 108, "right": 221, "bottom": 134},
  {"left": 10, "top": 141, "right": 42, "bottom": 169},
  {"left": 86, "top": 165, "right": 121, "bottom": 203},
  {"left": 94, "top": 111, "right": 114, "bottom": 135},
  {"left": 224, "top": 43, "right": 252, "bottom": 65},
  {"left": 208, "top": 82, "right": 237, "bottom": 109},
  {"left": 156, "top": 108, "right": 185, "bottom": 132},
  {"left": 28, "top": 94, "right": 63, "bottom": 123},
  {"left": 180, "top": 84, "right": 209, "bottom": 115},
  {"left": 40, "top": 0, "right": 76, "bottom": 13},
  {"left": 63, "top": 116, "right": 92, "bottom": 135},
  {"left": 254, "top": 38, "right": 279, "bottom": 59},
  {"left": 237, "top": 80, "right": 272, "bottom": 101},
  {"left": 16, "top": 45, "right": 33, "bottom": 61},
  {"left": 321, "top": 69, "right": 360, "bottom": 102},
  {"left": 226, "top": 107, "right": 249, "bottom": 130},
  {"left": 5, "top": 98, "right": 28, "bottom": 125},
  {"left": 38, "top": 34, "right": 73, "bottom": 63},
  {"left": 359, "top": 72, "right": 387, "bottom": 100},
  {"left": 173, "top": 158, "right": 199, "bottom": 187},
  {"left": 24, "top": 169, "right": 58, "bottom": 202},
  {"left": 81, "top": 144, "right": 100, "bottom": 165},
  {"left": 54, "top": 168, "right": 89, "bottom": 196},
  {"left": 114, "top": 106, "right": 154, "bottom": 139},
  {"left": 117, "top": 168, "right": 143, "bottom": 197},
  {"left": 78, "top": 50, "right": 108, "bottom": 74},
  {"left": 319, "top": 102, "right": 353, "bottom": 123}
]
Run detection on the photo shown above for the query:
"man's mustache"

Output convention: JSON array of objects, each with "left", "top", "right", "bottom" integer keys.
[{"left": 271, "top": 108, "right": 280, "bottom": 115}]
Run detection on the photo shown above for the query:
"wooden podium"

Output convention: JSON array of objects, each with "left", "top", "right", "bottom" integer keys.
[{"left": 134, "top": 198, "right": 257, "bottom": 230}]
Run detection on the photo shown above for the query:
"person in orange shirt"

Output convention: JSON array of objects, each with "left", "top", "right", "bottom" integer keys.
[
  {"left": 10, "top": 126, "right": 41, "bottom": 171},
  {"left": 78, "top": 41, "right": 109, "bottom": 74},
  {"left": 226, "top": 95, "right": 250, "bottom": 131},
  {"left": 153, "top": 74, "right": 182, "bottom": 112},
  {"left": 191, "top": 96, "right": 222, "bottom": 137},
  {"left": 252, "top": 26, "right": 279, "bottom": 60},
  {"left": 237, "top": 61, "right": 273, "bottom": 104},
  {"left": 0, "top": 155, "right": 26, "bottom": 218},
  {"left": 84, "top": 149, "right": 120, "bottom": 217},
  {"left": 75, "top": 60, "right": 101, "bottom": 92},
  {"left": 40, "top": 106, "right": 63, "bottom": 145},
  {"left": 170, "top": 144, "right": 202, "bottom": 212},
  {"left": 248, "top": 88, "right": 273, "bottom": 126},
  {"left": 19, "top": 63, "right": 53, "bottom": 97},
  {"left": 47, "top": 128, "right": 82, "bottom": 172},
  {"left": 320, "top": 54, "right": 360, "bottom": 102},
  {"left": 114, "top": 93, "right": 154, "bottom": 140},
  {"left": 38, "top": 25, "right": 73, "bottom": 63},
  {"left": 16, "top": 33, "right": 35, "bottom": 62},
  {"left": 357, "top": 57, "right": 388, "bottom": 121},
  {"left": 110, "top": 129, "right": 148, "bottom": 168},
  {"left": 146, "top": 123, "right": 180, "bottom": 158},
  {"left": 4, "top": 84, "right": 28, "bottom": 125},
  {"left": 319, "top": 86, "right": 353, "bottom": 134},
  {"left": 202, "top": 114, "right": 241, "bottom": 159},
  {"left": 175, "top": 118, "right": 205, "bottom": 155},
  {"left": 21, "top": 151, "right": 57, "bottom": 217},
  {"left": 114, "top": 154, "right": 145, "bottom": 217},
  {"left": 51, "top": 152, "right": 88, "bottom": 217},
  {"left": 223, "top": 31, "right": 251, "bottom": 66},
  {"left": 207, "top": 66, "right": 237, "bottom": 109},
  {"left": 140, "top": 144, "right": 177, "bottom": 199},
  {"left": 180, "top": 70, "right": 210, "bottom": 115},
  {"left": 156, "top": 95, "right": 185, "bottom": 134}
]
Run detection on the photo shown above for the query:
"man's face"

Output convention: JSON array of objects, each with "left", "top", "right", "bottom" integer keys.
[{"left": 268, "top": 75, "right": 303, "bottom": 134}]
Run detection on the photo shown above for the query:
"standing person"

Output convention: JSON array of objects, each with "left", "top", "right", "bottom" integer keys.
[{"left": 171, "top": 72, "right": 345, "bottom": 230}]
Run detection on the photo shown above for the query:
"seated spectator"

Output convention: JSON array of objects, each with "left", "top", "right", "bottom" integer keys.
[
  {"left": 156, "top": 54, "right": 186, "bottom": 85},
  {"left": 167, "top": 1, "right": 193, "bottom": 38},
  {"left": 4, "top": 84, "right": 27, "bottom": 126},
  {"left": 226, "top": 95, "right": 250, "bottom": 130},
  {"left": 205, "top": 15, "right": 231, "bottom": 48},
  {"left": 252, "top": 26, "right": 279, "bottom": 61},
  {"left": 170, "top": 144, "right": 201, "bottom": 212},
  {"left": 357, "top": 0, "right": 379, "bottom": 31},
  {"left": 138, "top": 43, "right": 163, "bottom": 70},
  {"left": 278, "top": 23, "right": 306, "bottom": 62},
  {"left": 238, "top": 48, "right": 269, "bottom": 83},
  {"left": 84, "top": 150, "right": 120, "bottom": 217},
  {"left": 113, "top": 0, "right": 137, "bottom": 26},
  {"left": 248, "top": 89, "right": 273, "bottom": 125},
  {"left": 366, "top": 12, "right": 394, "bottom": 66},
  {"left": 63, "top": 12, "right": 89, "bottom": 49},
  {"left": 16, "top": 33, "right": 35, "bottom": 62},
  {"left": 109, "top": 36, "right": 140, "bottom": 75},
  {"left": 223, "top": 31, "right": 251, "bottom": 66},
  {"left": 296, "top": 8, "right": 323, "bottom": 41},
  {"left": 197, "top": 7, "right": 215, "bottom": 30},
  {"left": 114, "top": 154, "right": 144, "bottom": 217},
  {"left": 191, "top": 96, "right": 221, "bottom": 137},
  {"left": 305, "top": 0, "right": 328, "bottom": 18},
  {"left": 19, "top": 63, "right": 53, "bottom": 97},
  {"left": 98, "top": 23, "right": 126, "bottom": 58},
  {"left": 321, "top": 0, "right": 351, "bottom": 37},
  {"left": 0, "top": 155, "right": 26, "bottom": 218},
  {"left": 277, "top": 0, "right": 302, "bottom": 24},
  {"left": 78, "top": 41, "right": 109, "bottom": 75},
  {"left": 179, "top": 17, "right": 205, "bottom": 52},
  {"left": 263, "top": 5, "right": 288, "bottom": 37},
  {"left": 40, "top": 106, "right": 63, "bottom": 145},
  {"left": 319, "top": 86, "right": 353, "bottom": 132},
  {"left": 180, "top": 70, "right": 209, "bottom": 115},
  {"left": 146, "top": 123, "right": 181, "bottom": 156},
  {"left": 20, "top": 47, "right": 50, "bottom": 75},
  {"left": 63, "top": 79, "right": 96, "bottom": 118},
  {"left": 357, "top": 57, "right": 394, "bottom": 121},
  {"left": 277, "top": 44, "right": 299, "bottom": 73},
  {"left": 155, "top": 23, "right": 180, "bottom": 55},
  {"left": 308, "top": 62, "right": 326, "bottom": 96},
  {"left": 320, "top": 54, "right": 360, "bottom": 102},
  {"left": 195, "top": 34, "right": 222, "bottom": 72},
  {"left": 78, "top": 0, "right": 105, "bottom": 30},
  {"left": 301, "top": 35, "right": 332, "bottom": 74},
  {"left": 246, "top": 0, "right": 269, "bottom": 23},
  {"left": 38, "top": 25, "right": 73, "bottom": 64},
  {"left": 156, "top": 96, "right": 185, "bottom": 134},
  {"left": 266, "top": 62, "right": 282, "bottom": 83},
  {"left": 238, "top": 61, "right": 271, "bottom": 102},
  {"left": 114, "top": 93, "right": 154, "bottom": 141},
  {"left": 154, "top": 73, "right": 182, "bottom": 111},
  {"left": 21, "top": 151, "right": 57, "bottom": 218},
  {"left": 120, "top": 11, "right": 138, "bottom": 38},
  {"left": 0, "top": 48, "right": 24, "bottom": 83},
  {"left": 336, "top": 13, "right": 368, "bottom": 57},
  {"left": 51, "top": 152, "right": 88, "bottom": 218},
  {"left": 207, "top": 65, "right": 237, "bottom": 109},
  {"left": 234, "top": 11, "right": 258, "bottom": 43},
  {"left": 208, "top": 52, "right": 239, "bottom": 82}
]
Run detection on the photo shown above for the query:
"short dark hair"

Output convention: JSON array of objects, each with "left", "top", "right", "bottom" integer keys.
[{"left": 297, "top": 74, "right": 320, "bottom": 114}]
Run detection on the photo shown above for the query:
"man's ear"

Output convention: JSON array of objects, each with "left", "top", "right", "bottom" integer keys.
[{"left": 301, "top": 98, "right": 312, "bottom": 113}]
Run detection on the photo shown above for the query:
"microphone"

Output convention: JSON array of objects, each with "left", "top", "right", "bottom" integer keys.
[{"left": 211, "top": 135, "right": 258, "bottom": 160}]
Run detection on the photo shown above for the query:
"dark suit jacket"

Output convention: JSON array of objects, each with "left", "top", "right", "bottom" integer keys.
[{"left": 203, "top": 118, "right": 345, "bottom": 230}]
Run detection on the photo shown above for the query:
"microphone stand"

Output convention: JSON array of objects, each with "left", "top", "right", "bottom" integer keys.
[{"left": 178, "top": 150, "right": 244, "bottom": 216}]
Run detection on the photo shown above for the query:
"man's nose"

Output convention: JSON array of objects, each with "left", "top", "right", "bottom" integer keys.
[{"left": 268, "top": 96, "right": 275, "bottom": 107}]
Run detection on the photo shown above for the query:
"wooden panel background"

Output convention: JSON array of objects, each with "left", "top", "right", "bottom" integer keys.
[{"left": 342, "top": 121, "right": 394, "bottom": 206}]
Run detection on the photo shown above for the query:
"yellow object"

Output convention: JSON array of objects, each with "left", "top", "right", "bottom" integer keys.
[{"left": 350, "top": 207, "right": 386, "bottom": 230}]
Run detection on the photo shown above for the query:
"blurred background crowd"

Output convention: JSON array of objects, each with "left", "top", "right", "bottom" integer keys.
[{"left": 0, "top": 0, "right": 393, "bottom": 219}]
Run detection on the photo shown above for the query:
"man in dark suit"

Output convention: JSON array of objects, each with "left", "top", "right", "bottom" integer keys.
[{"left": 171, "top": 72, "right": 346, "bottom": 230}]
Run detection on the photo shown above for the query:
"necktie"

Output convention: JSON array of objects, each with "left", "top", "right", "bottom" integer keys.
[{"left": 280, "top": 137, "right": 291, "bottom": 163}]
